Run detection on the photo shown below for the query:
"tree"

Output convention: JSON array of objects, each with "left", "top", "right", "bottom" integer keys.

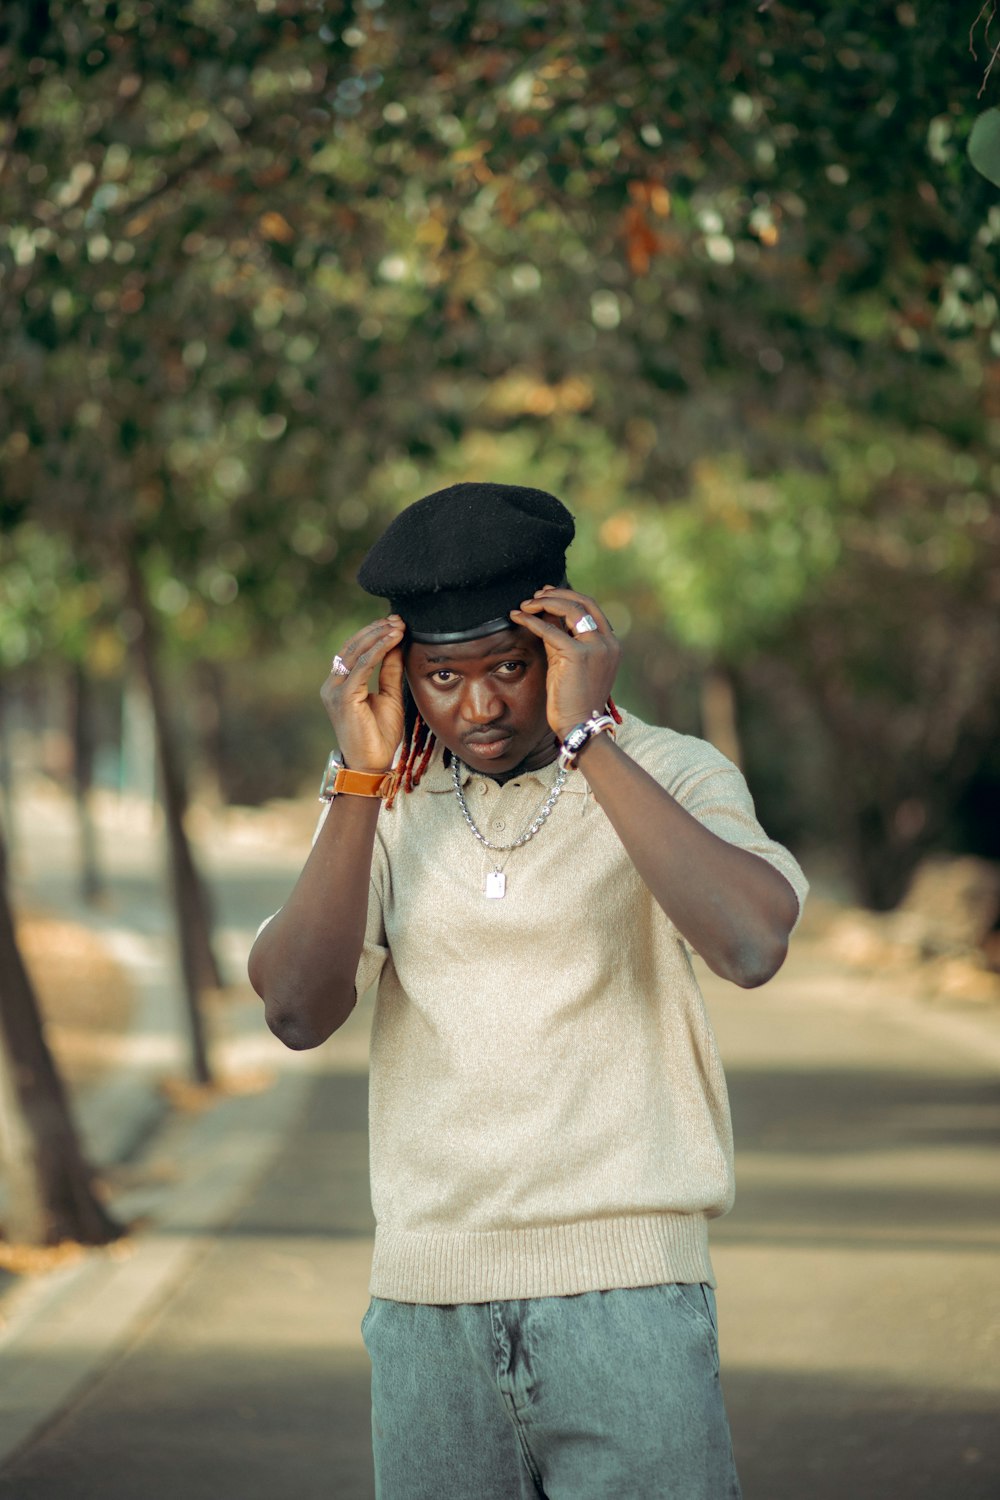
[
  {"left": 1, "top": 0, "right": 998, "bottom": 915},
  {"left": 618, "top": 422, "right": 1000, "bottom": 905},
  {"left": 0, "top": 819, "right": 122, "bottom": 1246},
  {"left": 0, "top": 520, "right": 223, "bottom": 1083}
]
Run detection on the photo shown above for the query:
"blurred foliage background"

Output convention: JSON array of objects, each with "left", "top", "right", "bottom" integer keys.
[{"left": 2, "top": 0, "right": 1000, "bottom": 910}]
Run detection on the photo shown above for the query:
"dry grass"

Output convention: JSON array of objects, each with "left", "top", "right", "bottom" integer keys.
[
  {"left": 0, "top": 1234, "right": 138, "bottom": 1279},
  {"left": 157, "top": 1066, "right": 276, "bottom": 1114},
  {"left": 15, "top": 911, "right": 134, "bottom": 1090},
  {"left": 0, "top": 1239, "right": 89, "bottom": 1276}
]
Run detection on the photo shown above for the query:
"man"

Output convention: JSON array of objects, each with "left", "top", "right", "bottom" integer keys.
[{"left": 248, "top": 481, "right": 807, "bottom": 1500}]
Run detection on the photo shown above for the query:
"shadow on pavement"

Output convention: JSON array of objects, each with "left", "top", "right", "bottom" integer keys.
[
  {"left": 0, "top": 1072, "right": 376, "bottom": 1500},
  {"left": 715, "top": 1184, "right": 999, "bottom": 1254},
  {"left": 4, "top": 1005, "right": 997, "bottom": 1498},
  {"left": 0, "top": 1349, "right": 375, "bottom": 1500},
  {"left": 717, "top": 1062, "right": 1000, "bottom": 1253},
  {"left": 218, "top": 1071, "right": 375, "bottom": 1241},
  {"left": 5, "top": 1360, "right": 995, "bottom": 1500},
  {"left": 727, "top": 1065, "right": 1000, "bottom": 1156},
  {"left": 725, "top": 1366, "right": 999, "bottom": 1500}
]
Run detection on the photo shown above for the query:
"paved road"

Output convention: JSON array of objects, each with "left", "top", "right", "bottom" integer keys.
[
  {"left": 4, "top": 961, "right": 997, "bottom": 1498},
  {"left": 705, "top": 961, "right": 1000, "bottom": 1500},
  {"left": 3, "top": 793, "right": 998, "bottom": 1497}
]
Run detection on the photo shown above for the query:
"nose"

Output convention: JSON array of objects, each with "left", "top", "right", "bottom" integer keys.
[{"left": 462, "top": 678, "right": 504, "bottom": 724}]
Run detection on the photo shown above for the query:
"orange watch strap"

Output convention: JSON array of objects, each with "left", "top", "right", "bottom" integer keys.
[{"left": 333, "top": 766, "right": 399, "bottom": 798}]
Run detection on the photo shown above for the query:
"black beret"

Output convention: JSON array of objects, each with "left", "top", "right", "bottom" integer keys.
[{"left": 357, "top": 481, "right": 575, "bottom": 642}]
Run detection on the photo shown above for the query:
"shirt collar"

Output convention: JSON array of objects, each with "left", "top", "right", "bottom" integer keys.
[{"left": 418, "top": 742, "right": 588, "bottom": 795}]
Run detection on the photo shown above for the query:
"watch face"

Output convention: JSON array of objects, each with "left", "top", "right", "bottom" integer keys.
[{"left": 319, "top": 750, "right": 345, "bottom": 799}]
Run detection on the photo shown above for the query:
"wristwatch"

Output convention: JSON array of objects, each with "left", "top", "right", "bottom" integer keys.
[
  {"left": 557, "top": 711, "right": 616, "bottom": 770},
  {"left": 318, "top": 750, "right": 400, "bottom": 801}
]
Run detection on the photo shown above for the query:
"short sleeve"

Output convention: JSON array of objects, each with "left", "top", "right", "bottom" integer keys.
[
  {"left": 624, "top": 723, "right": 809, "bottom": 932},
  {"left": 673, "top": 761, "right": 809, "bottom": 929},
  {"left": 355, "top": 831, "right": 389, "bottom": 1000}
]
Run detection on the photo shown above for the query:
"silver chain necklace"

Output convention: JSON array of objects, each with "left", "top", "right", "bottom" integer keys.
[{"left": 451, "top": 756, "right": 569, "bottom": 898}]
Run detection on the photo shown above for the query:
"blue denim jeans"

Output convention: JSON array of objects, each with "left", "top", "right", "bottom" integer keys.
[{"left": 361, "top": 1282, "right": 742, "bottom": 1499}]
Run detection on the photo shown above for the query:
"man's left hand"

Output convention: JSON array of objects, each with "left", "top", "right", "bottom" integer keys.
[{"left": 511, "top": 586, "right": 622, "bottom": 740}]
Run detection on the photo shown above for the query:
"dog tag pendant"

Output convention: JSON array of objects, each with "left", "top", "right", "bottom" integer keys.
[{"left": 485, "top": 870, "right": 506, "bottom": 899}]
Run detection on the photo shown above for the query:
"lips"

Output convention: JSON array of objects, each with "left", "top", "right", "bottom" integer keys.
[{"left": 464, "top": 732, "right": 513, "bottom": 759}]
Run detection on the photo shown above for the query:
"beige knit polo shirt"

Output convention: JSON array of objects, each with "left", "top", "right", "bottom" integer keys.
[{"left": 343, "top": 708, "right": 808, "bottom": 1305}]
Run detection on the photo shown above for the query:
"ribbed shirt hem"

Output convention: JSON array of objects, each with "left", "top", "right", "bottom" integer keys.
[{"left": 369, "top": 1213, "right": 716, "bottom": 1303}]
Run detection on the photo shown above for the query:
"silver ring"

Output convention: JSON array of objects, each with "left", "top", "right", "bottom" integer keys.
[
  {"left": 573, "top": 613, "right": 599, "bottom": 636},
  {"left": 331, "top": 654, "right": 350, "bottom": 677}
]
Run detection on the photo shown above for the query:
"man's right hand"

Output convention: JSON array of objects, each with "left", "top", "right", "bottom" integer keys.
[{"left": 320, "top": 615, "right": 406, "bottom": 771}]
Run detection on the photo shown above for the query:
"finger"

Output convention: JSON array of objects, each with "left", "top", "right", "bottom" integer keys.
[
  {"left": 538, "top": 584, "right": 596, "bottom": 602},
  {"left": 519, "top": 593, "right": 611, "bottom": 635},
  {"left": 329, "top": 622, "right": 390, "bottom": 674},
  {"left": 530, "top": 587, "right": 606, "bottom": 619},
  {"left": 376, "top": 639, "right": 405, "bottom": 697},
  {"left": 509, "top": 609, "right": 581, "bottom": 650},
  {"left": 348, "top": 625, "right": 405, "bottom": 680},
  {"left": 329, "top": 620, "right": 404, "bottom": 683},
  {"left": 329, "top": 618, "right": 403, "bottom": 672}
]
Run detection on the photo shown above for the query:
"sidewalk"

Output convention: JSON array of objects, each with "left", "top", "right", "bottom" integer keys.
[
  {"left": 0, "top": 1052, "right": 376, "bottom": 1499},
  {"left": 5, "top": 784, "right": 320, "bottom": 1164},
  {"left": 0, "top": 785, "right": 345, "bottom": 1470}
]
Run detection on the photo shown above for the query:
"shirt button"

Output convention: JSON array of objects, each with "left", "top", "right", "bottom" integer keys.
[
  {"left": 479, "top": 784, "right": 489, "bottom": 796},
  {"left": 492, "top": 819, "right": 506, "bottom": 832}
]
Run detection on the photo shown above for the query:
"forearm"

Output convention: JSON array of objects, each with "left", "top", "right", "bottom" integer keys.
[
  {"left": 575, "top": 733, "right": 799, "bottom": 987},
  {"left": 247, "top": 794, "right": 382, "bottom": 1048}
]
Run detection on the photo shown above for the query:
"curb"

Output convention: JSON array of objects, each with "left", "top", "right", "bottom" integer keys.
[
  {"left": 74, "top": 923, "right": 176, "bottom": 1171},
  {"left": 0, "top": 1052, "right": 319, "bottom": 1468}
]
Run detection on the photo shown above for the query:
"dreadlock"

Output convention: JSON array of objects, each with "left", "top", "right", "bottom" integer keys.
[
  {"left": 383, "top": 684, "right": 623, "bottom": 811},
  {"left": 383, "top": 681, "right": 433, "bottom": 810}
]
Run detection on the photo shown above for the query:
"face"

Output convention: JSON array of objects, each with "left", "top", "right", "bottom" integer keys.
[{"left": 405, "top": 625, "right": 557, "bottom": 780}]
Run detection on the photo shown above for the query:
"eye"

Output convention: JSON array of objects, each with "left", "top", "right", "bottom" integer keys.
[
  {"left": 497, "top": 660, "right": 525, "bottom": 675},
  {"left": 430, "top": 669, "right": 456, "bottom": 684}
]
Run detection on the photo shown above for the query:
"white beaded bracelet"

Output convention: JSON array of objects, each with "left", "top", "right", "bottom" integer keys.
[{"left": 558, "top": 711, "right": 616, "bottom": 770}]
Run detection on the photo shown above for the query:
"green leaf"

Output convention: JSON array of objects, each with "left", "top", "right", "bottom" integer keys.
[{"left": 968, "top": 108, "right": 1000, "bottom": 188}]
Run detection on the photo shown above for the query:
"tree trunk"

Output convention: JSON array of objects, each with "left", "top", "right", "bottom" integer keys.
[
  {"left": 192, "top": 660, "right": 226, "bottom": 809},
  {"left": 123, "top": 555, "right": 219, "bottom": 1086},
  {"left": 69, "top": 663, "right": 104, "bottom": 905},
  {"left": 0, "top": 823, "right": 122, "bottom": 1246},
  {"left": 0, "top": 683, "right": 15, "bottom": 867},
  {"left": 804, "top": 672, "right": 942, "bottom": 910},
  {"left": 700, "top": 662, "right": 743, "bottom": 769}
]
